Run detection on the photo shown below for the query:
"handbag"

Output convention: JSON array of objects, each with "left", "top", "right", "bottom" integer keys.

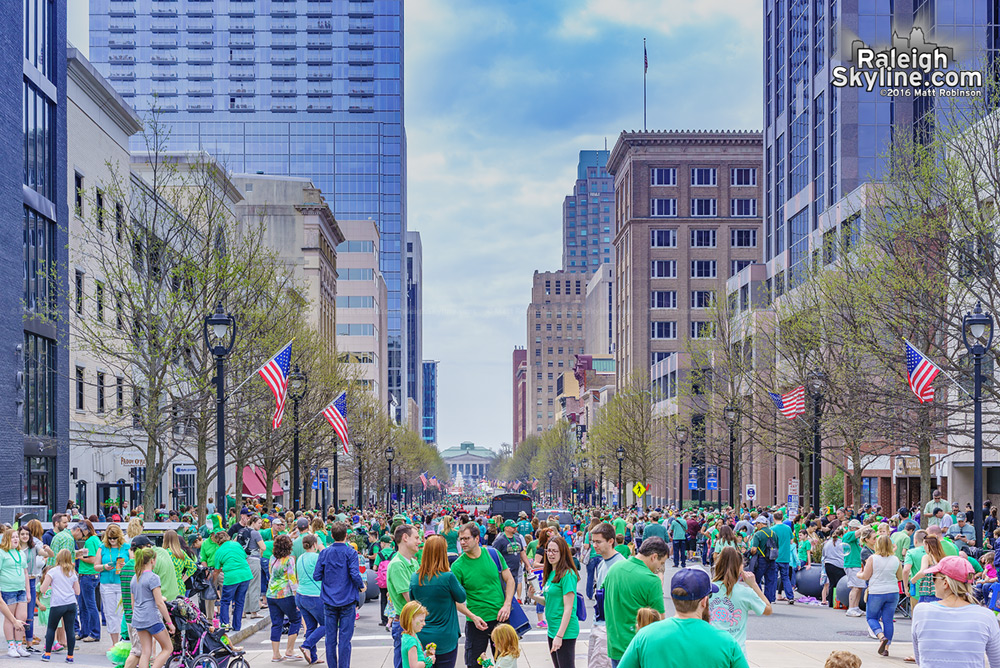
[{"left": 485, "top": 547, "right": 532, "bottom": 637}]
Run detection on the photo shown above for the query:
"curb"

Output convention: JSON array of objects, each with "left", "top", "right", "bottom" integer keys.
[{"left": 228, "top": 616, "right": 269, "bottom": 645}]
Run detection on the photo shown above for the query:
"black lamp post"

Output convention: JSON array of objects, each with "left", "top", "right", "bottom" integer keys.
[
  {"left": 548, "top": 470, "right": 554, "bottom": 505},
  {"left": 676, "top": 425, "right": 688, "bottom": 508},
  {"left": 963, "top": 302, "right": 995, "bottom": 548},
  {"left": 203, "top": 303, "right": 236, "bottom": 512},
  {"left": 288, "top": 365, "right": 307, "bottom": 511},
  {"left": 571, "top": 464, "right": 579, "bottom": 506},
  {"left": 356, "top": 440, "right": 364, "bottom": 508},
  {"left": 806, "top": 370, "right": 826, "bottom": 514},
  {"left": 597, "top": 454, "right": 606, "bottom": 507},
  {"left": 332, "top": 437, "right": 339, "bottom": 512},
  {"left": 385, "top": 446, "right": 395, "bottom": 513},
  {"left": 616, "top": 445, "right": 625, "bottom": 508},
  {"left": 724, "top": 405, "right": 738, "bottom": 509},
  {"left": 581, "top": 458, "right": 589, "bottom": 506}
]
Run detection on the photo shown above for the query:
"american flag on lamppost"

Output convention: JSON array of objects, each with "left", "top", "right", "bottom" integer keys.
[
  {"left": 904, "top": 339, "right": 942, "bottom": 403},
  {"left": 322, "top": 391, "right": 350, "bottom": 454},
  {"left": 768, "top": 385, "right": 806, "bottom": 419}
]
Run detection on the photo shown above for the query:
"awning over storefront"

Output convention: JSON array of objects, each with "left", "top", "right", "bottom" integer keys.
[{"left": 242, "top": 466, "right": 283, "bottom": 498}]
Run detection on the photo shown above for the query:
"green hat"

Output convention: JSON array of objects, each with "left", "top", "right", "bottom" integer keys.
[
  {"left": 503, "top": 520, "right": 516, "bottom": 528},
  {"left": 380, "top": 534, "right": 392, "bottom": 543}
]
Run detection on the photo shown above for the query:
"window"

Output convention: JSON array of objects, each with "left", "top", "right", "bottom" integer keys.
[
  {"left": 74, "top": 270, "right": 84, "bottom": 315},
  {"left": 651, "top": 291, "right": 677, "bottom": 309},
  {"left": 95, "top": 281, "right": 104, "bottom": 322},
  {"left": 115, "top": 291, "right": 124, "bottom": 330},
  {"left": 335, "top": 323, "right": 375, "bottom": 336},
  {"left": 691, "top": 229, "right": 717, "bottom": 247},
  {"left": 74, "top": 173, "right": 84, "bottom": 216},
  {"left": 651, "top": 168, "right": 676, "bottom": 185},
  {"left": 731, "top": 199, "right": 758, "bottom": 217},
  {"left": 731, "top": 168, "right": 757, "bottom": 186},
  {"left": 335, "top": 296, "right": 375, "bottom": 308},
  {"left": 651, "top": 321, "right": 677, "bottom": 339},
  {"left": 823, "top": 229, "right": 838, "bottom": 264},
  {"left": 337, "top": 240, "right": 376, "bottom": 253},
  {"left": 23, "top": 206, "right": 56, "bottom": 316},
  {"left": 96, "top": 372, "right": 105, "bottom": 414},
  {"left": 775, "top": 270, "right": 786, "bottom": 297},
  {"left": 651, "top": 260, "right": 677, "bottom": 278},
  {"left": 24, "top": 332, "right": 55, "bottom": 436},
  {"left": 842, "top": 212, "right": 860, "bottom": 252},
  {"left": 731, "top": 259, "right": 752, "bottom": 276},
  {"left": 23, "top": 81, "right": 55, "bottom": 200},
  {"left": 651, "top": 229, "right": 676, "bottom": 247},
  {"left": 691, "top": 168, "right": 717, "bottom": 186},
  {"left": 341, "top": 268, "right": 374, "bottom": 280},
  {"left": 95, "top": 189, "right": 104, "bottom": 230},
  {"left": 691, "top": 290, "right": 716, "bottom": 309},
  {"left": 116, "top": 377, "right": 124, "bottom": 413},
  {"left": 691, "top": 198, "right": 717, "bottom": 217},
  {"left": 731, "top": 229, "right": 757, "bottom": 247},
  {"left": 650, "top": 198, "right": 677, "bottom": 217},
  {"left": 651, "top": 351, "right": 674, "bottom": 365},
  {"left": 115, "top": 202, "right": 124, "bottom": 242},
  {"left": 691, "top": 322, "right": 716, "bottom": 339},
  {"left": 860, "top": 477, "right": 879, "bottom": 507},
  {"left": 690, "top": 260, "right": 717, "bottom": 278},
  {"left": 75, "top": 367, "right": 85, "bottom": 411}
]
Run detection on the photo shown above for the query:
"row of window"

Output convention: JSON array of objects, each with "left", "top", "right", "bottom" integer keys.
[
  {"left": 650, "top": 259, "right": 753, "bottom": 279},
  {"left": 650, "top": 321, "right": 717, "bottom": 339},
  {"left": 335, "top": 295, "right": 374, "bottom": 308},
  {"left": 74, "top": 366, "right": 125, "bottom": 414},
  {"left": 651, "top": 198, "right": 757, "bottom": 218},
  {"left": 534, "top": 323, "right": 584, "bottom": 332},
  {"left": 336, "top": 240, "right": 375, "bottom": 253},
  {"left": 533, "top": 310, "right": 584, "bottom": 320},
  {"left": 651, "top": 229, "right": 757, "bottom": 248},
  {"left": 336, "top": 323, "right": 375, "bottom": 336},
  {"left": 651, "top": 291, "right": 716, "bottom": 309},
  {"left": 651, "top": 167, "right": 757, "bottom": 187}
]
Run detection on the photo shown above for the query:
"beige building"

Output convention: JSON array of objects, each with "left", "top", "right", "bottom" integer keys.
[
  {"left": 584, "top": 264, "right": 614, "bottom": 356},
  {"left": 231, "top": 175, "right": 345, "bottom": 356},
  {"left": 526, "top": 271, "right": 586, "bottom": 435},
  {"left": 336, "top": 219, "right": 389, "bottom": 408}
]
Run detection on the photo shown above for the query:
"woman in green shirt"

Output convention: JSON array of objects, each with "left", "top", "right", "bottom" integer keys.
[
  {"left": 0, "top": 529, "right": 30, "bottom": 657},
  {"left": 528, "top": 534, "right": 580, "bottom": 667},
  {"left": 211, "top": 532, "right": 253, "bottom": 632},
  {"left": 440, "top": 516, "right": 459, "bottom": 558}
]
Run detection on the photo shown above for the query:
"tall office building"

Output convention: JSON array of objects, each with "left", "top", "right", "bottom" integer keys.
[
  {"left": 563, "top": 150, "right": 614, "bottom": 276},
  {"left": 421, "top": 360, "right": 437, "bottom": 445},
  {"left": 526, "top": 271, "right": 586, "bottom": 435},
  {"left": 584, "top": 264, "right": 614, "bottom": 356},
  {"left": 11, "top": 0, "right": 70, "bottom": 511},
  {"left": 511, "top": 347, "right": 527, "bottom": 449},
  {"left": 88, "top": 0, "right": 409, "bottom": 419},
  {"left": 406, "top": 231, "right": 422, "bottom": 423}
]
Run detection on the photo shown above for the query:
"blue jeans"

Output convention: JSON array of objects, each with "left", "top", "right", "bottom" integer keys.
[
  {"left": 866, "top": 592, "right": 897, "bottom": 641},
  {"left": 672, "top": 540, "right": 686, "bottom": 567},
  {"left": 297, "top": 595, "right": 325, "bottom": 663},
  {"left": 261, "top": 557, "right": 270, "bottom": 595},
  {"left": 752, "top": 558, "right": 778, "bottom": 603},
  {"left": 586, "top": 557, "right": 599, "bottom": 599},
  {"left": 776, "top": 562, "right": 794, "bottom": 599},
  {"left": 26, "top": 578, "right": 36, "bottom": 641},
  {"left": 267, "top": 596, "right": 301, "bottom": 642},
  {"left": 220, "top": 580, "right": 249, "bottom": 631},
  {"left": 391, "top": 618, "right": 403, "bottom": 668},
  {"left": 78, "top": 574, "right": 101, "bottom": 640},
  {"left": 324, "top": 603, "right": 356, "bottom": 668}
]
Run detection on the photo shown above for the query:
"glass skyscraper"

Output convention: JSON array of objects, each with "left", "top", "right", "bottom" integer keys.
[
  {"left": 562, "top": 150, "right": 613, "bottom": 275},
  {"left": 88, "top": 0, "right": 409, "bottom": 415},
  {"left": 421, "top": 360, "right": 437, "bottom": 445}
]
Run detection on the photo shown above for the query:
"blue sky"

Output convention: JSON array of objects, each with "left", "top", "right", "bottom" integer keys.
[{"left": 68, "top": 0, "right": 763, "bottom": 452}]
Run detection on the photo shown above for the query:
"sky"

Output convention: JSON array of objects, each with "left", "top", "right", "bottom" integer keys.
[{"left": 67, "top": 0, "right": 763, "bottom": 453}]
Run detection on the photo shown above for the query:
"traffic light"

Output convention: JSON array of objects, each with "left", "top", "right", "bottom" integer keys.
[
  {"left": 572, "top": 482, "right": 578, "bottom": 494},
  {"left": 402, "top": 485, "right": 407, "bottom": 494}
]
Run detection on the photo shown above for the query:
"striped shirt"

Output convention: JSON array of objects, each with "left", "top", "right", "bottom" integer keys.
[{"left": 912, "top": 601, "right": 1000, "bottom": 668}]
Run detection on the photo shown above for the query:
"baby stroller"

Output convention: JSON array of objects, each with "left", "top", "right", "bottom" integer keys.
[{"left": 165, "top": 598, "right": 250, "bottom": 668}]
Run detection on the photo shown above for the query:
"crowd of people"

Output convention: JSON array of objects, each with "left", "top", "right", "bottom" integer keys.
[{"left": 0, "top": 491, "right": 998, "bottom": 668}]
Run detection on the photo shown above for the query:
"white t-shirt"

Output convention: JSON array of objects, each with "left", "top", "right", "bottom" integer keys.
[
  {"left": 48, "top": 568, "right": 78, "bottom": 608},
  {"left": 709, "top": 581, "right": 768, "bottom": 651},
  {"left": 867, "top": 554, "right": 900, "bottom": 595}
]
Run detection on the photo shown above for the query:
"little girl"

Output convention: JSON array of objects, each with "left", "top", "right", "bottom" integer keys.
[
  {"left": 489, "top": 623, "right": 521, "bottom": 668},
  {"left": 130, "top": 548, "right": 176, "bottom": 668},
  {"left": 36, "top": 550, "right": 78, "bottom": 663},
  {"left": 399, "top": 601, "right": 435, "bottom": 668},
  {"left": 635, "top": 607, "right": 661, "bottom": 631}
]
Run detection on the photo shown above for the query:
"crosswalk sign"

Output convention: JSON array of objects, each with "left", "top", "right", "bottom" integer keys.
[{"left": 633, "top": 482, "right": 647, "bottom": 498}]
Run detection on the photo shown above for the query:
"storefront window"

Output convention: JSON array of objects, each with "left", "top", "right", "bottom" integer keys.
[{"left": 861, "top": 476, "right": 879, "bottom": 507}]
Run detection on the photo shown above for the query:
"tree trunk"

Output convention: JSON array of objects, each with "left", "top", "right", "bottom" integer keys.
[
  {"left": 195, "top": 431, "right": 209, "bottom": 527},
  {"left": 919, "top": 427, "right": 933, "bottom": 528}
]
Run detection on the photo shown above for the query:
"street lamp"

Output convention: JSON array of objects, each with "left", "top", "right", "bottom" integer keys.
[
  {"left": 597, "top": 454, "right": 606, "bottom": 507},
  {"left": 203, "top": 303, "right": 236, "bottom": 512},
  {"left": 676, "top": 425, "right": 688, "bottom": 509},
  {"left": 571, "top": 464, "right": 579, "bottom": 506},
  {"left": 724, "top": 405, "right": 738, "bottom": 510},
  {"left": 806, "top": 369, "right": 827, "bottom": 514},
  {"left": 616, "top": 445, "right": 625, "bottom": 508},
  {"left": 288, "top": 364, "right": 307, "bottom": 511},
  {"left": 963, "top": 302, "right": 995, "bottom": 548},
  {"left": 384, "top": 446, "right": 395, "bottom": 513},
  {"left": 581, "top": 458, "right": 589, "bottom": 506},
  {"left": 548, "top": 470, "right": 554, "bottom": 505}
]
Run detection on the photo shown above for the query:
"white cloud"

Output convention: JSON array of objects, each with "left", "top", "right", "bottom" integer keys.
[{"left": 557, "top": 0, "right": 761, "bottom": 39}]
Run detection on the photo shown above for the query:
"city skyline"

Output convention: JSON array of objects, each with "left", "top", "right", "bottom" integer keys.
[{"left": 68, "top": 0, "right": 764, "bottom": 451}]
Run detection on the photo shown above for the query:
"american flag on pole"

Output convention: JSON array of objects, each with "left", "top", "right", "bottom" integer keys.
[
  {"left": 768, "top": 386, "right": 806, "bottom": 419},
  {"left": 904, "top": 339, "right": 941, "bottom": 403},
  {"left": 644, "top": 44, "right": 648, "bottom": 73},
  {"left": 258, "top": 342, "right": 292, "bottom": 429},
  {"left": 322, "top": 391, "right": 350, "bottom": 454},
  {"left": 420, "top": 471, "right": 428, "bottom": 489},
  {"left": 430, "top": 476, "right": 439, "bottom": 490},
  {"left": 531, "top": 477, "right": 539, "bottom": 491}
]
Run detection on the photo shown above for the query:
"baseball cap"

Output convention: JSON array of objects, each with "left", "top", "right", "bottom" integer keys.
[
  {"left": 848, "top": 519, "right": 863, "bottom": 529},
  {"left": 380, "top": 534, "right": 392, "bottom": 543},
  {"left": 130, "top": 535, "right": 153, "bottom": 549},
  {"left": 753, "top": 516, "right": 767, "bottom": 525},
  {"left": 670, "top": 568, "right": 719, "bottom": 601},
  {"left": 296, "top": 518, "right": 310, "bottom": 531},
  {"left": 518, "top": 511, "right": 528, "bottom": 518},
  {"left": 240, "top": 508, "right": 251, "bottom": 516},
  {"left": 503, "top": 520, "right": 516, "bottom": 528},
  {"left": 925, "top": 555, "right": 975, "bottom": 583}
]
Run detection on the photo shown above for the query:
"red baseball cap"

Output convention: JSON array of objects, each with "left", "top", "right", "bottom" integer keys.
[{"left": 925, "top": 555, "right": 975, "bottom": 583}]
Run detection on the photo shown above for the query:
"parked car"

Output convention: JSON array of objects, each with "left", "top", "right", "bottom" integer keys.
[{"left": 488, "top": 493, "right": 534, "bottom": 522}]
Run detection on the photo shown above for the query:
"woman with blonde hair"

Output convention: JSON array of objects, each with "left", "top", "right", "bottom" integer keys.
[
  {"left": 0, "top": 528, "right": 29, "bottom": 657},
  {"left": 859, "top": 534, "right": 903, "bottom": 656},
  {"left": 161, "top": 530, "right": 195, "bottom": 597},
  {"left": 96, "top": 523, "right": 128, "bottom": 644},
  {"left": 440, "top": 516, "right": 459, "bottom": 558},
  {"left": 126, "top": 517, "right": 144, "bottom": 540},
  {"left": 37, "top": 550, "right": 79, "bottom": 662},
  {"left": 708, "top": 545, "right": 771, "bottom": 651}
]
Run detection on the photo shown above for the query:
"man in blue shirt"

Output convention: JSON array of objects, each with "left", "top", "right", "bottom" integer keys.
[{"left": 314, "top": 521, "right": 366, "bottom": 668}]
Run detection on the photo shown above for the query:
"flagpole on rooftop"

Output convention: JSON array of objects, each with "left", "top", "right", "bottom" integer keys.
[{"left": 643, "top": 37, "right": 647, "bottom": 131}]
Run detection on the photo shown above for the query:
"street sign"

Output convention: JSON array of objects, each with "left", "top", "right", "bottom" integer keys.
[
  {"left": 318, "top": 468, "right": 329, "bottom": 483},
  {"left": 787, "top": 494, "right": 799, "bottom": 515},
  {"left": 688, "top": 466, "right": 698, "bottom": 490},
  {"left": 633, "top": 482, "right": 647, "bottom": 498},
  {"left": 173, "top": 464, "right": 197, "bottom": 475},
  {"left": 788, "top": 478, "right": 799, "bottom": 496},
  {"left": 746, "top": 484, "right": 757, "bottom": 502},
  {"left": 707, "top": 466, "right": 718, "bottom": 491},
  {"left": 311, "top": 480, "right": 319, "bottom": 490}
]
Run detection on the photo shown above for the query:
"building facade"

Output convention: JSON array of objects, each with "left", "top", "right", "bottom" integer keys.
[
  {"left": 232, "top": 174, "right": 345, "bottom": 356},
  {"left": 421, "top": 360, "right": 437, "bottom": 445},
  {"left": 526, "top": 271, "right": 586, "bottom": 435},
  {"left": 439, "top": 441, "right": 496, "bottom": 484},
  {"left": 584, "top": 264, "right": 614, "bottom": 356},
  {"left": 512, "top": 347, "right": 527, "bottom": 449},
  {"left": 563, "top": 150, "right": 614, "bottom": 276},
  {"left": 406, "top": 231, "right": 422, "bottom": 423},
  {"left": 336, "top": 219, "right": 388, "bottom": 407},
  {"left": 88, "top": 0, "right": 411, "bottom": 422}
]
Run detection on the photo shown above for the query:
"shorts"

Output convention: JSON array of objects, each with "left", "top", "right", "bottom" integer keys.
[
  {"left": 1, "top": 590, "right": 27, "bottom": 604},
  {"left": 137, "top": 622, "right": 166, "bottom": 635},
  {"left": 845, "top": 567, "right": 867, "bottom": 589}
]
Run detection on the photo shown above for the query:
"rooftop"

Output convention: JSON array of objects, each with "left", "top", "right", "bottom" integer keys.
[{"left": 438, "top": 441, "right": 497, "bottom": 460}]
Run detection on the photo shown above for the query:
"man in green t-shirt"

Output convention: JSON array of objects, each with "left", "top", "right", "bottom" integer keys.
[
  {"left": 386, "top": 525, "right": 420, "bottom": 668},
  {"left": 72, "top": 522, "right": 103, "bottom": 642},
  {"left": 212, "top": 534, "right": 253, "bottom": 631},
  {"left": 893, "top": 521, "right": 916, "bottom": 562},
  {"left": 515, "top": 511, "right": 533, "bottom": 538},
  {"left": 612, "top": 515, "right": 627, "bottom": 537},
  {"left": 670, "top": 514, "right": 688, "bottom": 567},
  {"left": 642, "top": 513, "right": 668, "bottom": 543},
  {"left": 842, "top": 520, "right": 865, "bottom": 617},
  {"left": 618, "top": 568, "right": 748, "bottom": 668},
  {"left": 452, "top": 522, "right": 513, "bottom": 668},
  {"left": 603, "top": 537, "right": 668, "bottom": 662}
]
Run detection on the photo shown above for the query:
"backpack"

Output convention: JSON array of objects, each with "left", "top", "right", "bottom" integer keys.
[
  {"left": 376, "top": 558, "right": 391, "bottom": 589},
  {"left": 233, "top": 526, "right": 253, "bottom": 555},
  {"left": 757, "top": 528, "right": 779, "bottom": 561}
]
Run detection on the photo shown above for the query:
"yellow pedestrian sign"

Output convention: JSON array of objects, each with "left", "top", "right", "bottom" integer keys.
[{"left": 633, "top": 482, "right": 647, "bottom": 498}]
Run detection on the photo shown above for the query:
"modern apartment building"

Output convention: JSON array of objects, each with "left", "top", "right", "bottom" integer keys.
[
  {"left": 607, "top": 131, "right": 764, "bottom": 380},
  {"left": 406, "top": 231, "right": 422, "bottom": 422},
  {"left": 584, "top": 264, "right": 614, "bottom": 356},
  {"left": 563, "top": 150, "right": 614, "bottom": 276},
  {"left": 12, "top": 0, "right": 70, "bottom": 513},
  {"left": 336, "top": 219, "right": 388, "bottom": 408},
  {"left": 88, "top": 0, "right": 411, "bottom": 422},
  {"left": 421, "top": 360, "right": 437, "bottom": 445},
  {"left": 232, "top": 174, "right": 345, "bottom": 356},
  {"left": 526, "top": 271, "right": 586, "bottom": 435},
  {"left": 512, "top": 347, "right": 527, "bottom": 449}
]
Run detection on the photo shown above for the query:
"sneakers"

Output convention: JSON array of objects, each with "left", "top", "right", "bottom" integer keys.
[
  {"left": 41, "top": 654, "right": 50, "bottom": 662},
  {"left": 65, "top": 655, "right": 74, "bottom": 663},
  {"left": 846, "top": 608, "right": 864, "bottom": 617},
  {"left": 868, "top": 626, "right": 878, "bottom": 639},
  {"left": 537, "top": 621, "right": 548, "bottom": 629},
  {"left": 51, "top": 643, "right": 65, "bottom": 653},
  {"left": 17, "top": 644, "right": 30, "bottom": 657},
  {"left": 7, "top": 646, "right": 19, "bottom": 658}
]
